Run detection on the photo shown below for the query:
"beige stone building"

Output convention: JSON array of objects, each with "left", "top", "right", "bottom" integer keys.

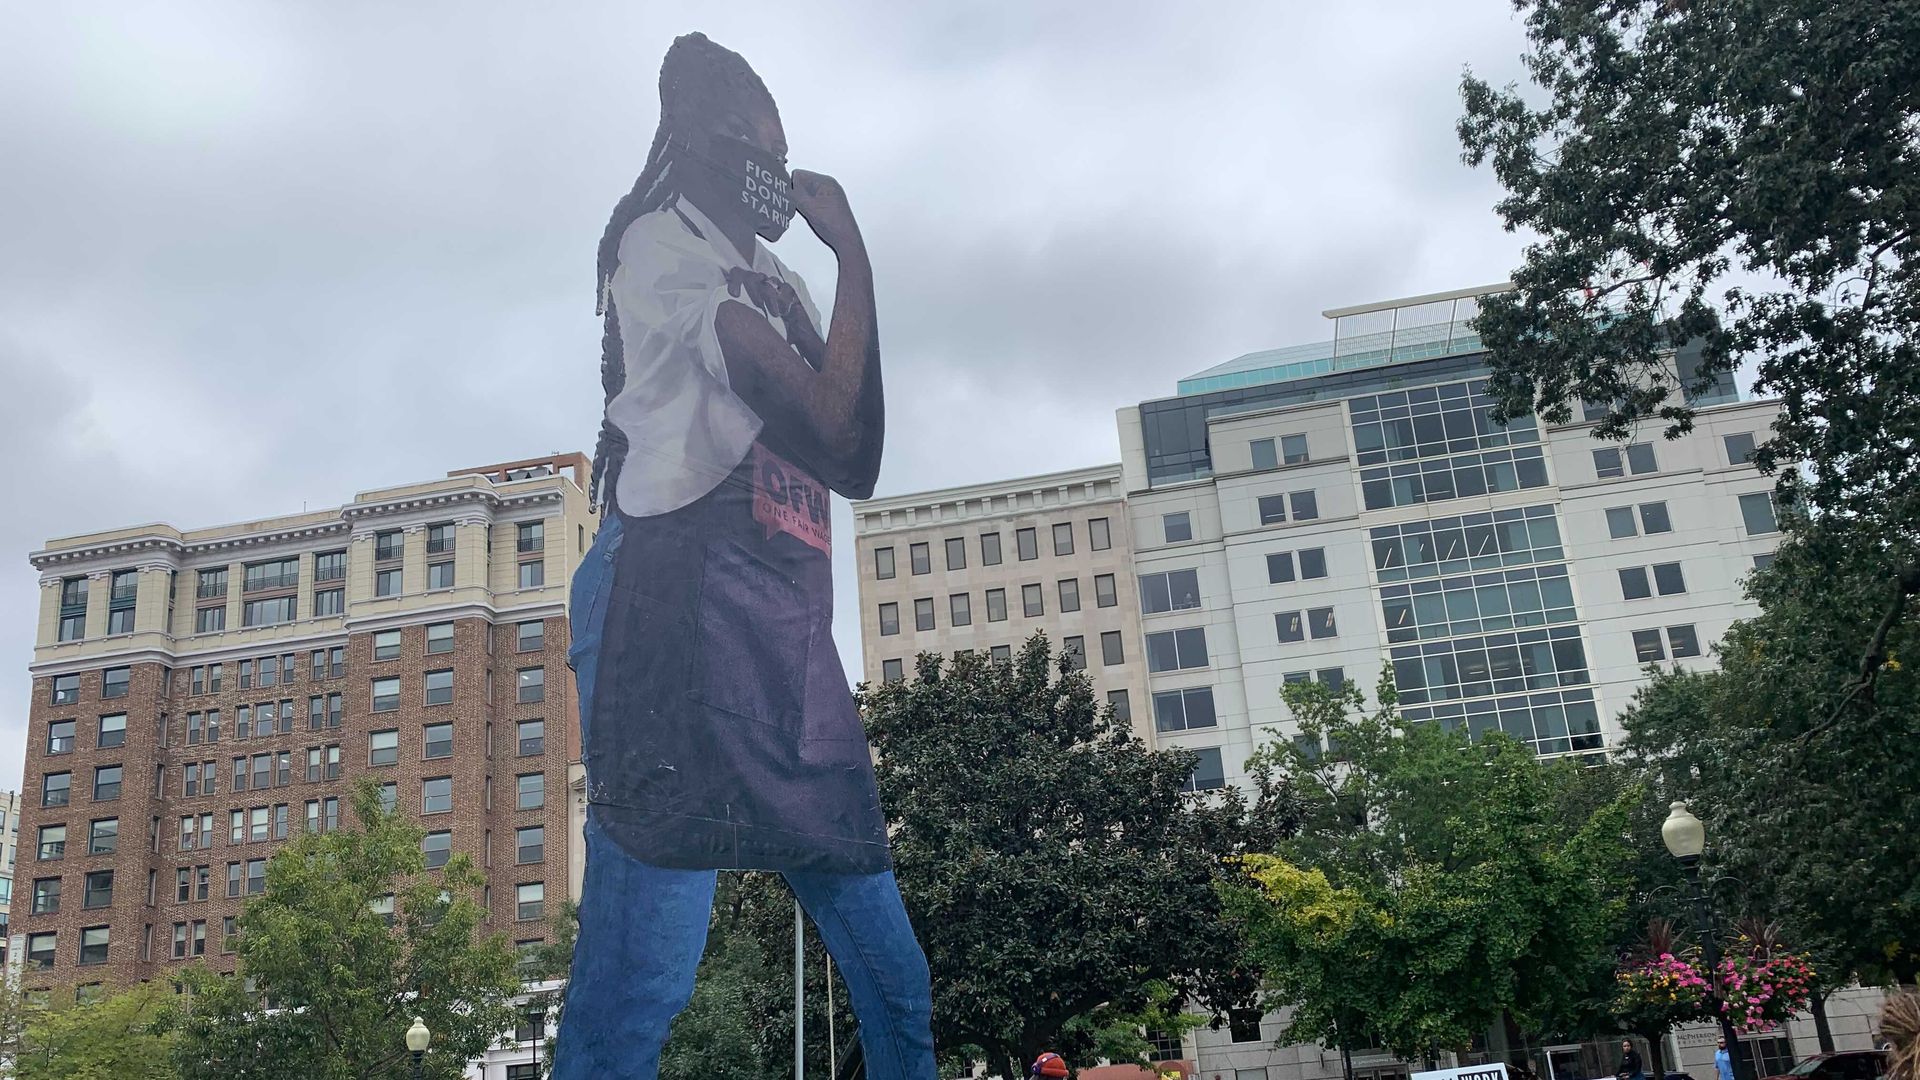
[
  {"left": 851, "top": 464, "right": 1151, "bottom": 739},
  {"left": 0, "top": 789, "right": 19, "bottom": 970},
  {"left": 15, "top": 454, "right": 595, "bottom": 1000}
]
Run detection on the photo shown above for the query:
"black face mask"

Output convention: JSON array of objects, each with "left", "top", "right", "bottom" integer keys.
[{"left": 674, "top": 134, "right": 793, "bottom": 242}]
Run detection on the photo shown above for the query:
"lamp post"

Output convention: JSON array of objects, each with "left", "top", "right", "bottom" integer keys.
[
  {"left": 405, "top": 1016, "right": 431, "bottom": 1080},
  {"left": 1660, "top": 802, "right": 1749, "bottom": 1080}
]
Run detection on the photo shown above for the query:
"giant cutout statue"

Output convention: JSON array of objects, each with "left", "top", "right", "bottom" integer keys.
[{"left": 553, "top": 32, "right": 936, "bottom": 1080}]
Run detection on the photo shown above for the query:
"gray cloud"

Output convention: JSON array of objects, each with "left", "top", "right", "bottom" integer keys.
[{"left": 0, "top": 1, "right": 1536, "bottom": 788}]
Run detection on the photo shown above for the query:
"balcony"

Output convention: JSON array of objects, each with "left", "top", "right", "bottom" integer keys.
[
  {"left": 243, "top": 571, "right": 300, "bottom": 593},
  {"left": 196, "top": 581, "right": 228, "bottom": 600}
]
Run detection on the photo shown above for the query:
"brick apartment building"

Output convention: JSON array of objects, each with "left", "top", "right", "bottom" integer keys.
[{"left": 14, "top": 454, "right": 595, "bottom": 1000}]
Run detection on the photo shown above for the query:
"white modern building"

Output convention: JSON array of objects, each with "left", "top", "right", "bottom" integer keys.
[{"left": 1118, "top": 284, "right": 1781, "bottom": 801}]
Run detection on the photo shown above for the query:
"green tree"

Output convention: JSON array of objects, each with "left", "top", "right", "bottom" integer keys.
[
  {"left": 11, "top": 982, "right": 178, "bottom": 1080},
  {"left": 1617, "top": 534, "right": 1920, "bottom": 987},
  {"left": 171, "top": 782, "right": 522, "bottom": 1080},
  {"left": 1458, "top": 0, "right": 1920, "bottom": 695},
  {"left": 862, "top": 636, "right": 1296, "bottom": 1080},
  {"left": 1226, "top": 675, "right": 1630, "bottom": 1060}
]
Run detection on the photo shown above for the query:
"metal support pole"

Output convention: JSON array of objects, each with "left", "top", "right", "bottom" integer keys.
[
  {"left": 828, "top": 953, "right": 838, "bottom": 1079},
  {"left": 796, "top": 899, "right": 806, "bottom": 1080},
  {"left": 1684, "top": 858, "right": 1749, "bottom": 1080}
]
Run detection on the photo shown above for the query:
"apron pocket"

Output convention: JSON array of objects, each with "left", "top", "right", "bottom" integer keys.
[{"left": 687, "top": 538, "right": 813, "bottom": 741}]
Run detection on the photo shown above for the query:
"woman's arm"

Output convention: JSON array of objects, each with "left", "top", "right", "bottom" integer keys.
[{"left": 714, "top": 171, "right": 884, "bottom": 498}]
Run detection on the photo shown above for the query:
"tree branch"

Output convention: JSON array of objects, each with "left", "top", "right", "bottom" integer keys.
[{"left": 1801, "top": 561, "right": 1920, "bottom": 742}]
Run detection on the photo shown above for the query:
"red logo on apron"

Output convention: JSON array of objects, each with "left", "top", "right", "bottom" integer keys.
[{"left": 750, "top": 444, "right": 832, "bottom": 555}]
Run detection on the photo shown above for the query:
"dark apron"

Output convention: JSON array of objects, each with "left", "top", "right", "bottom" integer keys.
[{"left": 585, "top": 436, "right": 891, "bottom": 875}]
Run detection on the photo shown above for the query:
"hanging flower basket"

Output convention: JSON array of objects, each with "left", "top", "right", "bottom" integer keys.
[{"left": 1717, "top": 950, "right": 1816, "bottom": 1034}]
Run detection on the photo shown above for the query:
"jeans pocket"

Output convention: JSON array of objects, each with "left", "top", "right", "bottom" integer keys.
[{"left": 687, "top": 539, "right": 813, "bottom": 740}]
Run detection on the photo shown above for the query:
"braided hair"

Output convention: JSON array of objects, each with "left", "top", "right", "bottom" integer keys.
[{"left": 589, "top": 32, "right": 782, "bottom": 512}]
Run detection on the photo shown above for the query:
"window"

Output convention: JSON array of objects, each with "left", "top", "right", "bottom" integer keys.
[
  {"left": 518, "top": 521, "right": 545, "bottom": 553},
  {"left": 1183, "top": 748, "right": 1226, "bottom": 793},
  {"left": 1619, "top": 567, "right": 1651, "bottom": 600},
  {"left": 1153, "top": 687, "right": 1216, "bottom": 733},
  {"left": 1058, "top": 578, "right": 1081, "bottom": 612},
  {"left": 1290, "top": 490, "right": 1319, "bottom": 521},
  {"left": 425, "top": 522, "right": 455, "bottom": 555},
  {"left": 83, "top": 870, "right": 113, "bottom": 909},
  {"left": 372, "top": 678, "right": 401, "bottom": 713},
  {"left": 878, "top": 603, "right": 900, "bottom": 636},
  {"left": 1052, "top": 522, "right": 1075, "bottom": 556},
  {"left": 376, "top": 626, "right": 407, "bottom": 661},
  {"left": 1653, "top": 562, "right": 1687, "bottom": 595},
  {"left": 1229, "top": 1008, "right": 1265, "bottom": 1044},
  {"left": 241, "top": 601, "right": 293, "bottom": 630},
  {"left": 1606, "top": 506, "right": 1637, "bottom": 538},
  {"left": 880, "top": 659, "right": 904, "bottom": 684},
  {"left": 38, "top": 824, "right": 66, "bottom": 860},
  {"left": 516, "top": 882, "right": 545, "bottom": 921},
  {"left": 425, "top": 622, "right": 454, "bottom": 655},
  {"left": 1145, "top": 627, "right": 1209, "bottom": 672},
  {"left": 97, "top": 713, "right": 126, "bottom": 749},
  {"left": 1632, "top": 628, "right": 1666, "bottom": 663},
  {"left": 1390, "top": 625, "right": 1591, "bottom": 707},
  {"left": 370, "top": 730, "right": 399, "bottom": 766},
  {"left": 516, "top": 772, "right": 545, "bottom": 811},
  {"left": 246, "top": 858, "right": 265, "bottom": 895},
  {"left": 423, "top": 831, "right": 452, "bottom": 870},
  {"left": 1281, "top": 433, "right": 1309, "bottom": 465},
  {"left": 909, "top": 543, "right": 931, "bottom": 575},
  {"left": 516, "top": 620, "right": 544, "bottom": 652},
  {"left": 874, "top": 547, "right": 895, "bottom": 579},
  {"left": 1250, "top": 438, "right": 1278, "bottom": 471},
  {"left": 1162, "top": 512, "right": 1192, "bottom": 543},
  {"left": 423, "top": 722, "right": 453, "bottom": 759},
  {"left": 57, "top": 576, "right": 88, "bottom": 641},
  {"left": 1090, "top": 518, "right": 1111, "bottom": 551},
  {"left": 422, "top": 777, "right": 452, "bottom": 815},
  {"left": 376, "top": 784, "right": 395, "bottom": 813},
  {"left": 1063, "top": 636, "right": 1086, "bottom": 671},
  {"left": 1106, "top": 689, "right": 1131, "bottom": 723},
  {"left": 1100, "top": 631, "right": 1124, "bottom": 666},
  {"left": 373, "top": 530, "right": 404, "bottom": 562},
  {"left": 26, "top": 933, "right": 55, "bottom": 970},
  {"left": 424, "top": 669, "right": 454, "bottom": 706},
  {"left": 1739, "top": 492, "right": 1779, "bottom": 535},
  {"left": 1380, "top": 564, "right": 1578, "bottom": 643},
  {"left": 519, "top": 560, "right": 545, "bottom": 589},
  {"left": 1012, "top": 528, "right": 1037, "bottom": 561},
  {"left": 1276, "top": 611, "right": 1305, "bottom": 643},
  {"left": 1258, "top": 495, "right": 1287, "bottom": 525},
  {"left": 1724, "top": 432, "right": 1758, "bottom": 465},
  {"left": 1138, "top": 569, "right": 1201, "bottom": 613},
  {"left": 43, "top": 771, "right": 71, "bottom": 807},
  {"left": 47, "top": 720, "right": 75, "bottom": 756},
  {"left": 107, "top": 606, "right": 134, "bottom": 635},
  {"left": 985, "top": 589, "right": 1007, "bottom": 622},
  {"left": 244, "top": 557, "right": 300, "bottom": 592},
  {"left": 314, "top": 550, "right": 346, "bottom": 582},
  {"left": 989, "top": 645, "right": 1011, "bottom": 662},
  {"left": 949, "top": 593, "right": 971, "bottom": 627},
  {"left": 1361, "top": 445, "right": 1550, "bottom": 509},
  {"left": 1021, "top": 584, "right": 1044, "bottom": 617},
  {"left": 1640, "top": 502, "right": 1672, "bottom": 534},
  {"left": 517, "top": 719, "right": 545, "bottom": 756},
  {"left": 1093, "top": 574, "right": 1118, "bottom": 609},
  {"left": 1594, "top": 443, "right": 1658, "bottom": 478},
  {"left": 1609, "top": 502, "right": 1672, "bottom": 537},
  {"left": 1667, "top": 624, "right": 1702, "bottom": 658},
  {"left": 980, "top": 532, "right": 1002, "bottom": 565},
  {"left": 32, "top": 878, "right": 60, "bottom": 914},
  {"left": 52, "top": 673, "right": 79, "bottom": 705},
  {"left": 102, "top": 667, "right": 129, "bottom": 699},
  {"left": 914, "top": 598, "right": 935, "bottom": 632},
  {"left": 517, "top": 826, "right": 545, "bottom": 864},
  {"left": 88, "top": 819, "right": 116, "bottom": 855},
  {"left": 197, "top": 567, "right": 228, "bottom": 600},
  {"left": 78, "top": 926, "right": 109, "bottom": 966},
  {"left": 375, "top": 568, "right": 402, "bottom": 597},
  {"left": 196, "top": 606, "right": 227, "bottom": 633},
  {"left": 517, "top": 667, "right": 544, "bottom": 703}
]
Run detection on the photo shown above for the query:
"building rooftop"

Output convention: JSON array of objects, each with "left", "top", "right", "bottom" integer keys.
[{"left": 1177, "top": 282, "right": 1513, "bottom": 396}]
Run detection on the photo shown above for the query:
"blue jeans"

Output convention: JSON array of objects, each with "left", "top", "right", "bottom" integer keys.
[{"left": 556, "top": 514, "right": 935, "bottom": 1079}]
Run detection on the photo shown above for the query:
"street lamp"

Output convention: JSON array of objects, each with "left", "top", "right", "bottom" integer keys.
[
  {"left": 405, "top": 1016, "right": 432, "bottom": 1080},
  {"left": 1660, "top": 802, "right": 1749, "bottom": 1080}
]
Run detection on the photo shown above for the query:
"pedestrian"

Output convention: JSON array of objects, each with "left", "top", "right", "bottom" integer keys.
[
  {"left": 551, "top": 30, "right": 933, "bottom": 1080},
  {"left": 1619, "top": 1040, "right": 1646, "bottom": 1080},
  {"left": 1715, "top": 1036, "right": 1735, "bottom": 1080}
]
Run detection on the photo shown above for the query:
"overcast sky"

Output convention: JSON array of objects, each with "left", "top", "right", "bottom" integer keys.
[{"left": 0, "top": 2, "right": 1541, "bottom": 790}]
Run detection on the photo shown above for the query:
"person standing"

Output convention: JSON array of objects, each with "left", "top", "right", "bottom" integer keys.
[
  {"left": 1715, "top": 1036, "right": 1736, "bottom": 1080},
  {"left": 553, "top": 31, "right": 934, "bottom": 1080}
]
